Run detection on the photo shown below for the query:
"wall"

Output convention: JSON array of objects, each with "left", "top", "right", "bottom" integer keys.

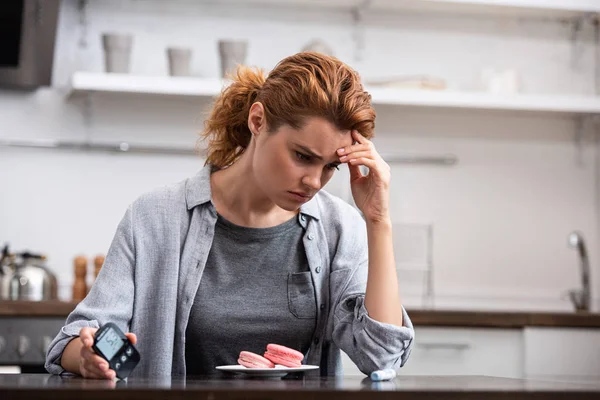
[{"left": 0, "top": 0, "right": 598, "bottom": 311}]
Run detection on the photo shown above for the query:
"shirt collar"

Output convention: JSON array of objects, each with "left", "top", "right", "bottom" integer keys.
[
  {"left": 185, "top": 163, "right": 321, "bottom": 221},
  {"left": 185, "top": 164, "right": 213, "bottom": 210}
]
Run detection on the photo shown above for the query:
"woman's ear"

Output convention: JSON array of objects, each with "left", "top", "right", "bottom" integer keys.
[{"left": 248, "top": 102, "right": 266, "bottom": 136}]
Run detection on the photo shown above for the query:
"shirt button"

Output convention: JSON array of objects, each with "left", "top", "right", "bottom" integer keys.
[
  {"left": 315, "top": 266, "right": 321, "bottom": 273},
  {"left": 314, "top": 337, "right": 320, "bottom": 345},
  {"left": 300, "top": 215, "right": 306, "bottom": 221},
  {"left": 308, "top": 234, "right": 314, "bottom": 240},
  {"left": 320, "top": 304, "right": 325, "bottom": 310}
]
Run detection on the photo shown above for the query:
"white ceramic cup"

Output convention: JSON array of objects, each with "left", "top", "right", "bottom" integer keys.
[
  {"left": 167, "top": 47, "right": 192, "bottom": 77},
  {"left": 218, "top": 40, "right": 247, "bottom": 78},
  {"left": 481, "top": 68, "right": 519, "bottom": 95},
  {"left": 102, "top": 33, "right": 133, "bottom": 74}
]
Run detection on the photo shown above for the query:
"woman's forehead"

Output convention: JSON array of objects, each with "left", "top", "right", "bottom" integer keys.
[{"left": 289, "top": 118, "right": 352, "bottom": 144}]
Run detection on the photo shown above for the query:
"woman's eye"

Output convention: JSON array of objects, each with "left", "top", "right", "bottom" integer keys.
[
  {"left": 296, "top": 152, "right": 310, "bottom": 162},
  {"left": 295, "top": 151, "right": 338, "bottom": 171}
]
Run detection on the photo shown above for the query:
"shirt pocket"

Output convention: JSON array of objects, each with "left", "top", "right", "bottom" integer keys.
[{"left": 287, "top": 271, "right": 317, "bottom": 319}]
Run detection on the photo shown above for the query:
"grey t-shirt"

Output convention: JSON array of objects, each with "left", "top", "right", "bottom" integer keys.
[{"left": 185, "top": 213, "right": 317, "bottom": 377}]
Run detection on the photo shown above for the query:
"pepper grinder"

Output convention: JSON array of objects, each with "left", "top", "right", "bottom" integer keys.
[
  {"left": 72, "top": 256, "right": 88, "bottom": 302},
  {"left": 94, "top": 255, "right": 105, "bottom": 279}
]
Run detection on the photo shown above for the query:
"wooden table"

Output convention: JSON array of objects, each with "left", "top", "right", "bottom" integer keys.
[{"left": 1, "top": 373, "right": 600, "bottom": 399}]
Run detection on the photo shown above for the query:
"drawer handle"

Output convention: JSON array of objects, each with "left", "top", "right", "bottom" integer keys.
[
  {"left": 17, "top": 335, "right": 30, "bottom": 357},
  {"left": 418, "top": 342, "right": 471, "bottom": 351}
]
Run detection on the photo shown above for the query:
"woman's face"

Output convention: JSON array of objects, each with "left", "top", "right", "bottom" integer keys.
[{"left": 252, "top": 116, "right": 353, "bottom": 211}]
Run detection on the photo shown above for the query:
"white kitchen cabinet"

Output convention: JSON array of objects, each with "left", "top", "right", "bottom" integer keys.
[
  {"left": 341, "top": 327, "right": 524, "bottom": 378},
  {"left": 524, "top": 327, "right": 600, "bottom": 380}
]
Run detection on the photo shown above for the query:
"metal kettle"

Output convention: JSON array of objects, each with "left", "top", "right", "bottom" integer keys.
[{"left": 0, "top": 245, "right": 58, "bottom": 301}]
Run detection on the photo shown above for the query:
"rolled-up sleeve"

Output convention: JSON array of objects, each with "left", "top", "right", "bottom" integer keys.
[
  {"left": 330, "top": 213, "right": 415, "bottom": 375},
  {"left": 45, "top": 205, "right": 136, "bottom": 375},
  {"left": 333, "top": 294, "right": 414, "bottom": 374}
]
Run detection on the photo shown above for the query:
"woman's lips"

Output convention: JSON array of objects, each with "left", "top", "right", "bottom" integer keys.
[{"left": 288, "top": 191, "right": 311, "bottom": 202}]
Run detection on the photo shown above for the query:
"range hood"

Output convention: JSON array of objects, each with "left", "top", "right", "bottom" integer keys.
[{"left": 0, "top": 0, "right": 61, "bottom": 89}]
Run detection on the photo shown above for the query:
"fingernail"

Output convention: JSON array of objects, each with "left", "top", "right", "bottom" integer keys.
[
  {"left": 339, "top": 155, "right": 347, "bottom": 161},
  {"left": 337, "top": 148, "right": 345, "bottom": 155}
]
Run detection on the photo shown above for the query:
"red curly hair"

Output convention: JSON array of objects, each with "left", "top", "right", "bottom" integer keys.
[{"left": 199, "top": 52, "right": 376, "bottom": 169}]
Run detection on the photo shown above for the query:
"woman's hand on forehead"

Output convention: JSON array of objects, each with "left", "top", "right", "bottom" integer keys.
[{"left": 337, "top": 130, "right": 391, "bottom": 224}]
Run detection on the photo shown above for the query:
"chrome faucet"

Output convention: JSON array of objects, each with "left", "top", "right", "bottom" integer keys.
[{"left": 567, "top": 231, "right": 591, "bottom": 312}]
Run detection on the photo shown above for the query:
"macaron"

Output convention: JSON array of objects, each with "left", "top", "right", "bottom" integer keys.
[
  {"left": 238, "top": 351, "right": 275, "bottom": 369},
  {"left": 263, "top": 344, "right": 304, "bottom": 368}
]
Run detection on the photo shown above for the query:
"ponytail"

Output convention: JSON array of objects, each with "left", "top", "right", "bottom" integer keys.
[{"left": 199, "top": 66, "right": 266, "bottom": 168}]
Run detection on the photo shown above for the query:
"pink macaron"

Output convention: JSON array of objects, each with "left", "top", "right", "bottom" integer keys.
[
  {"left": 263, "top": 344, "right": 304, "bottom": 368},
  {"left": 238, "top": 351, "right": 275, "bottom": 369}
]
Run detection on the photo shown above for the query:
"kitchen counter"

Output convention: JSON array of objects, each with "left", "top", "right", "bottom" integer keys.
[
  {"left": 1, "top": 373, "right": 600, "bottom": 400},
  {"left": 2, "top": 301, "right": 600, "bottom": 328},
  {"left": 408, "top": 309, "right": 600, "bottom": 328},
  {"left": 0, "top": 301, "right": 77, "bottom": 317}
]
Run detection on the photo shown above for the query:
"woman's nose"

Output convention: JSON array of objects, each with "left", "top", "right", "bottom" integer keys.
[{"left": 302, "top": 171, "right": 321, "bottom": 192}]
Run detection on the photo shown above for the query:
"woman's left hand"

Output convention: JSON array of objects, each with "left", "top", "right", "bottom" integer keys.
[{"left": 337, "top": 130, "right": 391, "bottom": 224}]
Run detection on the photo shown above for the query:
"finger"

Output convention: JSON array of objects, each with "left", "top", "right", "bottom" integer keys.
[
  {"left": 352, "top": 129, "right": 369, "bottom": 145},
  {"left": 79, "top": 327, "right": 97, "bottom": 348},
  {"left": 80, "top": 356, "right": 112, "bottom": 379},
  {"left": 81, "top": 349, "right": 114, "bottom": 379},
  {"left": 104, "top": 369, "right": 116, "bottom": 380},
  {"left": 81, "top": 344, "right": 108, "bottom": 368},
  {"left": 349, "top": 157, "right": 377, "bottom": 170},
  {"left": 340, "top": 150, "right": 372, "bottom": 162},
  {"left": 81, "top": 346, "right": 110, "bottom": 370},
  {"left": 81, "top": 361, "right": 109, "bottom": 379},
  {"left": 348, "top": 161, "right": 363, "bottom": 182},
  {"left": 337, "top": 143, "right": 370, "bottom": 157},
  {"left": 125, "top": 332, "right": 137, "bottom": 345},
  {"left": 79, "top": 333, "right": 113, "bottom": 380}
]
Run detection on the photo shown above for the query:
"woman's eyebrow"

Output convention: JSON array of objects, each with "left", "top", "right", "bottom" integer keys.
[{"left": 295, "top": 144, "right": 323, "bottom": 160}]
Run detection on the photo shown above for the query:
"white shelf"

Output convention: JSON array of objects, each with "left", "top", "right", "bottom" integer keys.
[
  {"left": 366, "top": 87, "right": 600, "bottom": 114},
  {"left": 213, "top": 0, "right": 600, "bottom": 17},
  {"left": 420, "top": 0, "right": 600, "bottom": 12},
  {"left": 69, "top": 72, "right": 227, "bottom": 98},
  {"left": 67, "top": 72, "right": 600, "bottom": 116},
  {"left": 372, "top": 0, "right": 600, "bottom": 16}
]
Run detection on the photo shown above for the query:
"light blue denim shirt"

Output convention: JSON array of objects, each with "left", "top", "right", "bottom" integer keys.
[{"left": 45, "top": 164, "right": 414, "bottom": 377}]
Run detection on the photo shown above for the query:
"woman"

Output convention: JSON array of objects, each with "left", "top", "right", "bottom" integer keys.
[{"left": 45, "top": 52, "right": 414, "bottom": 379}]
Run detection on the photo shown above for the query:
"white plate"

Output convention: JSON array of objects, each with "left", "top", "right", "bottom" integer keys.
[{"left": 216, "top": 364, "right": 319, "bottom": 377}]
